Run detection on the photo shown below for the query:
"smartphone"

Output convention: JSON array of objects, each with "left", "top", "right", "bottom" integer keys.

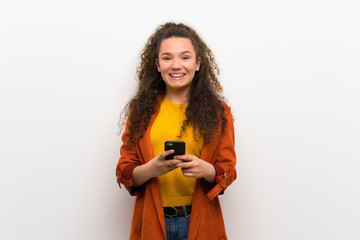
[{"left": 164, "top": 141, "right": 185, "bottom": 160}]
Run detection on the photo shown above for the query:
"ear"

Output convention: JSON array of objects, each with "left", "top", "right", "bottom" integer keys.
[
  {"left": 156, "top": 58, "right": 160, "bottom": 72},
  {"left": 196, "top": 57, "right": 201, "bottom": 71}
]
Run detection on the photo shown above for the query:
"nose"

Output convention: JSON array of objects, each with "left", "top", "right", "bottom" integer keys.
[{"left": 171, "top": 58, "right": 181, "bottom": 70}]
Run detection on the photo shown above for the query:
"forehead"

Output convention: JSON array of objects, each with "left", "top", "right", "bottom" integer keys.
[{"left": 159, "top": 37, "right": 195, "bottom": 54}]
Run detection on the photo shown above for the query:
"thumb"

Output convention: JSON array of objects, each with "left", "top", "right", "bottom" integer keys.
[{"left": 160, "top": 149, "right": 174, "bottom": 160}]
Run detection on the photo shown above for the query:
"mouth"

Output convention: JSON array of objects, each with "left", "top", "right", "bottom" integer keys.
[{"left": 169, "top": 73, "right": 186, "bottom": 78}]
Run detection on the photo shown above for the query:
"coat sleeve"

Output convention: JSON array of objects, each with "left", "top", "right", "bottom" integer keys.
[
  {"left": 204, "top": 106, "right": 237, "bottom": 201},
  {"left": 116, "top": 116, "right": 145, "bottom": 196}
]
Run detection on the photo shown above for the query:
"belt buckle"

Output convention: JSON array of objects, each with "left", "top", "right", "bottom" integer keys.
[{"left": 164, "top": 207, "right": 178, "bottom": 217}]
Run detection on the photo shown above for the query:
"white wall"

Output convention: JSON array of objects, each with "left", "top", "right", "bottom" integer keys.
[{"left": 1, "top": 0, "right": 359, "bottom": 239}]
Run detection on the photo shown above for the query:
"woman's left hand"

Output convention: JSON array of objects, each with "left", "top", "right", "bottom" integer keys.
[{"left": 174, "top": 155, "right": 216, "bottom": 184}]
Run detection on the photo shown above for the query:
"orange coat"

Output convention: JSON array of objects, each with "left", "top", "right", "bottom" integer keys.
[{"left": 116, "top": 101, "right": 237, "bottom": 240}]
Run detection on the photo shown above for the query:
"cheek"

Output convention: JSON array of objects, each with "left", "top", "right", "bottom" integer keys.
[
  {"left": 187, "top": 63, "right": 199, "bottom": 72},
  {"left": 158, "top": 62, "right": 170, "bottom": 72}
]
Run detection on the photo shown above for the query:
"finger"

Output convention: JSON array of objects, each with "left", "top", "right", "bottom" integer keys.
[
  {"left": 182, "top": 172, "right": 196, "bottom": 178},
  {"left": 174, "top": 155, "right": 193, "bottom": 161},
  {"left": 160, "top": 149, "right": 174, "bottom": 159},
  {"left": 168, "top": 159, "right": 182, "bottom": 166},
  {"left": 181, "top": 167, "right": 193, "bottom": 174},
  {"left": 180, "top": 166, "right": 190, "bottom": 173},
  {"left": 176, "top": 162, "right": 192, "bottom": 169}
]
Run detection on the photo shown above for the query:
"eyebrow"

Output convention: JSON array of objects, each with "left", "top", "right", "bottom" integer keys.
[{"left": 160, "top": 51, "right": 192, "bottom": 56}]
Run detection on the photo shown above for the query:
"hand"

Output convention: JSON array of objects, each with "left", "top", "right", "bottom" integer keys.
[
  {"left": 147, "top": 149, "right": 183, "bottom": 177},
  {"left": 132, "top": 149, "right": 183, "bottom": 186},
  {"left": 174, "top": 155, "right": 216, "bottom": 183}
]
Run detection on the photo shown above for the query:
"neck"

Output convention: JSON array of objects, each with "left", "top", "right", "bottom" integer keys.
[{"left": 165, "top": 87, "right": 190, "bottom": 104}]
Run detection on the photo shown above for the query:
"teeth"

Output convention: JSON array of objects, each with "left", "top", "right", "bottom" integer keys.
[{"left": 170, "top": 74, "right": 185, "bottom": 77}]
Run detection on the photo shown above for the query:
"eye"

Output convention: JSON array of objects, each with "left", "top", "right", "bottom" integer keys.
[
  {"left": 162, "top": 57, "right": 171, "bottom": 61},
  {"left": 182, "top": 56, "right": 190, "bottom": 60}
]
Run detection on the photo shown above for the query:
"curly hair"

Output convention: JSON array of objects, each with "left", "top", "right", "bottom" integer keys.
[{"left": 119, "top": 22, "right": 228, "bottom": 146}]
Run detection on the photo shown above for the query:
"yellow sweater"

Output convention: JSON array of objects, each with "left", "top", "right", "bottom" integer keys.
[{"left": 150, "top": 96, "right": 203, "bottom": 207}]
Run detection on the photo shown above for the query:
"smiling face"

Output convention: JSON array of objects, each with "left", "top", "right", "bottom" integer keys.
[{"left": 157, "top": 37, "right": 201, "bottom": 96}]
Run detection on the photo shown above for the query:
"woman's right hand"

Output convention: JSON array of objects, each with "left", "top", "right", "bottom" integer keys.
[
  {"left": 147, "top": 149, "right": 183, "bottom": 177},
  {"left": 132, "top": 149, "right": 182, "bottom": 186}
]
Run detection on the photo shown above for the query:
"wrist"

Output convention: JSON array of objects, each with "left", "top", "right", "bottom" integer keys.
[
  {"left": 132, "top": 162, "right": 153, "bottom": 186},
  {"left": 144, "top": 159, "right": 156, "bottom": 178},
  {"left": 203, "top": 163, "right": 216, "bottom": 184}
]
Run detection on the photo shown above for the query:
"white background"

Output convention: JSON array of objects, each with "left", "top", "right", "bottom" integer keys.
[{"left": 1, "top": 0, "right": 359, "bottom": 239}]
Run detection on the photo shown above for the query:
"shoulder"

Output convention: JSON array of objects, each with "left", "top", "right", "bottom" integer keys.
[
  {"left": 220, "top": 100, "right": 233, "bottom": 117},
  {"left": 128, "top": 94, "right": 163, "bottom": 114},
  {"left": 220, "top": 100, "right": 230, "bottom": 110}
]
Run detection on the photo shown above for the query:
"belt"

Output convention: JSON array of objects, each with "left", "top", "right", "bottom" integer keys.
[{"left": 164, "top": 205, "right": 192, "bottom": 217}]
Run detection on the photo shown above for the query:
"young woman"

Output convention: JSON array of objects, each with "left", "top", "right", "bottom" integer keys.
[{"left": 116, "top": 22, "right": 236, "bottom": 240}]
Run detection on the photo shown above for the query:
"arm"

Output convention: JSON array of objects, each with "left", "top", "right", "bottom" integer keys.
[
  {"left": 116, "top": 111, "right": 147, "bottom": 195},
  {"left": 131, "top": 149, "right": 181, "bottom": 186},
  {"left": 117, "top": 147, "right": 182, "bottom": 192},
  {"left": 174, "top": 106, "right": 236, "bottom": 198},
  {"left": 205, "top": 106, "right": 237, "bottom": 200},
  {"left": 116, "top": 117, "right": 182, "bottom": 194},
  {"left": 116, "top": 126, "right": 143, "bottom": 195},
  {"left": 174, "top": 155, "right": 216, "bottom": 183}
]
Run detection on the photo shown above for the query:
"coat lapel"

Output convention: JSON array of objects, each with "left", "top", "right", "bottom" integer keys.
[
  {"left": 137, "top": 97, "right": 167, "bottom": 238},
  {"left": 188, "top": 129, "right": 221, "bottom": 239}
]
